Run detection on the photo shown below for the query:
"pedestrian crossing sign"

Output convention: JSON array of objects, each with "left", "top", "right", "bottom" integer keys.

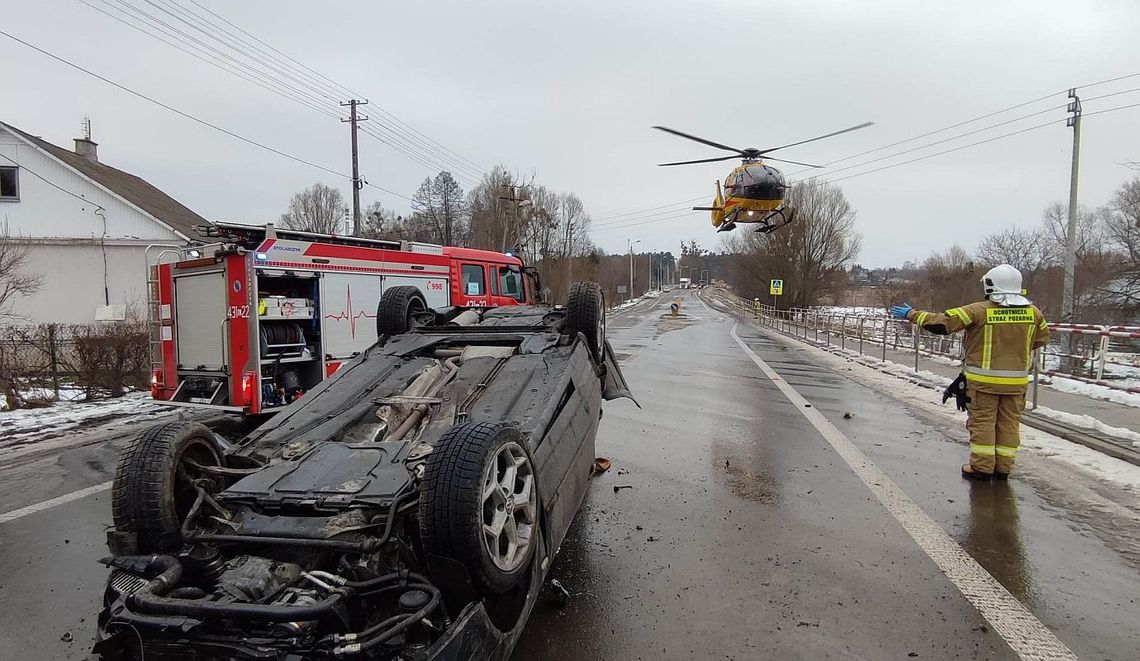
[{"left": 770, "top": 279, "right": 783, "bottom": 296}]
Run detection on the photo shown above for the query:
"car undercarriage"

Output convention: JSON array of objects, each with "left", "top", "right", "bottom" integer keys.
[{"left": 94, "top": 283, "right": 633, "bottom": 660}]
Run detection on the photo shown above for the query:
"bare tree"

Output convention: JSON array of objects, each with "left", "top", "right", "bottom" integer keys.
[
  {"left": 1042, "top": 201, "right": 1105, "bottom": 257},
  {"left": 975, "top": 225, "right": 1058, "bottom": 308},
  {"left": 1094, "top": 176, "right": 1140, "bottom": 312},
  {"left": 724, "top": 180, "right": 861, "bottom": 306},
  {"left": 918, "top": 245, "right": 978, "bottom": 310},
  {"left": 407, "top": 172, "right": 467, "bottom": 246},
  {"left": 280, "top": 183, "right": 346, "bottom": 234},
  {"left": 358, "top": 201, "right": 404, "bottom": 240},
  {"left": 467, "top": 167, "right": 532, "bottom": 252},
  {"left": 0, "top": 227, "right": 42, "bottom": 321}
]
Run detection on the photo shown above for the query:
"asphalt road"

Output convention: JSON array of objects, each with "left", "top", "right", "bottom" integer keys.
[{"left": 1, "top": 290, "right": 1138, "bottom": 660}]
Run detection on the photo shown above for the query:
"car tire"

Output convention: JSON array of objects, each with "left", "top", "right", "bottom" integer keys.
[
  {"left": 565, "top": 281, "right": 606, "bottom": 362},
  {"left": 419, "top": 422, "right": 539, "bottom": 595},
  {"left": 112, "top": 422, "right": 222, "bottom": 553},
  {"left": 376, "top": 286, "right": 428, "bottom": 337}
]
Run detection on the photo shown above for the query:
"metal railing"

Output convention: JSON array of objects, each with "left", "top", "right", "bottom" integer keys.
[{"left": 707, "top": 290, "right": 1140, "bottom": 407}]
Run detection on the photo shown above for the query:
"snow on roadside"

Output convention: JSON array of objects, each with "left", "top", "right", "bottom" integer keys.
[
  {"left": 800, "top": 341, "right": 1140, "bottom": 449},
  {"left": 757, "top": 327, "right": 1140, "bottom": 491},
  {"left": 1032, "top": 407, "right": 1140, "bottom": 448},
  {"left": 1041, "top": 375, "right": 1140, "bottom": 408},
  {"left": 0, "top": 393, "right": 167, "bottom": 449}
]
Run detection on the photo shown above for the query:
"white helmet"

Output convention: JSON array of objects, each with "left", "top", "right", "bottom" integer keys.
[{"left": 981, "top": 264, "right": 1030, "bottom": 306}]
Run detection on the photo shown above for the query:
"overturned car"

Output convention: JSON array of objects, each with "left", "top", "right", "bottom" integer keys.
[{"left": 95, "top": 282, "right": 634, "bottom": 660}]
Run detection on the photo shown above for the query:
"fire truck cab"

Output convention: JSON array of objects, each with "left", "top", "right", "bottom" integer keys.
[{"left": 149, "top": 222, "right": 537, "bottom": 415}]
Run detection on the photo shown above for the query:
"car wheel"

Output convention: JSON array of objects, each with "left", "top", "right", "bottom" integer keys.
[
  {"left": 376, "top": 286, "right": 428, "bottom": 337},
  {"left": 419, "top": 422, "right": 539, "bottom": 595},
  {"left": 565, "top": 281, "right": 606, "bottom": 362},
  {"left": 112, "top": 422, "right": 222, "bottom": 553}
]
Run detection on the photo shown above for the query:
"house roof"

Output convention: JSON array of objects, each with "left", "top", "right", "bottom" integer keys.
[{"left": 1, "top": 121, "right": 208, "bottom": 240}]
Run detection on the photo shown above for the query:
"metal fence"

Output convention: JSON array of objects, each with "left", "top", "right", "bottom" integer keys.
[
  {"left": 707, "top": 290, "right": 1140, "bottom": 408},
  {"left": 0, "top": 322, "right": 150, "bottom": 408}
]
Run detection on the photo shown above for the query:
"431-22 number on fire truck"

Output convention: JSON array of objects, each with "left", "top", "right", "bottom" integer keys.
[{"left": 228, "top": 305, "right": 250, "bottom": 319}]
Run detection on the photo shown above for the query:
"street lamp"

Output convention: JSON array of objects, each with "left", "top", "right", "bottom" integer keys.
[{"left": 628, "top": 238, "right": 641, "bottom": 300}]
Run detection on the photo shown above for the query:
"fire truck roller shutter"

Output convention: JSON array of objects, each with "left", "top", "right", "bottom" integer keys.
[{"left": 173, "top": 272, "right": 227, "bottom": 371}]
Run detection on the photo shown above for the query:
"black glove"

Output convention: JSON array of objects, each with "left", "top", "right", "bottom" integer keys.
[{"left": 942, "top": 373, "right": 970, "bottom": 411}]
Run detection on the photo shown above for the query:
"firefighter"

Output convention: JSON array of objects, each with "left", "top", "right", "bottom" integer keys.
[{"left": 889, "top": 264, "right": 1050, "bottom": 480}]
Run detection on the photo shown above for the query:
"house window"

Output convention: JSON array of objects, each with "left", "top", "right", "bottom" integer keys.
[{"left": 0, "top": 166, "right": 17, "bottom": 200}]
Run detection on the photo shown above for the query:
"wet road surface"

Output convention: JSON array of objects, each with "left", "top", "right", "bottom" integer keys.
[
  {"left": 512, "top": 290, "right": 1140, "bottom": 660},
  {"left": 1, "top": 290, "right": 1138, "bottom": 660}
]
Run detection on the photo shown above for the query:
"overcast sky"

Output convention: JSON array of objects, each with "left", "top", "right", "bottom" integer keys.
[{"left": 3, "top": 0, "right": 1139, "bottom": 266}]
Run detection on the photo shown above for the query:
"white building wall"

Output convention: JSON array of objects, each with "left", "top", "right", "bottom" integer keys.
[
  {"left": 0, "top": 129, "right": 182, "bottom": 241},
  {"left": 6, "top": 242, "right": 154, "bottom": 324},
  {"left": 0, "top": 126, "right": 194, "bottom": 324}
]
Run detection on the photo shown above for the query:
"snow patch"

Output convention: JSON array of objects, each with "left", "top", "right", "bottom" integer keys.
[
  {"left": 765, "top": 329, "right": 1140, "bottom": 492},
  {"left": 1032, "top": 407, "right": 1140, "bottom": 446},
  {"left": 0, "top": 393, "right": 167, "bottom": 451},
  {"left": 1042, "top": 376, "right": 1140, "bottom": 408}
]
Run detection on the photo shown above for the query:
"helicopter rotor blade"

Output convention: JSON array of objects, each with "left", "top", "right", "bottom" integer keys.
[
  {"left": 657, "top": 154, "right": 742, "bottom": 167},
  {"left": 651, "top": 126, "right": 744, "bottom": 155},
  {"left": 756, "top": 121, "right": 873, "bottom": 156},
  {"left": 759, "top": 155, "right": 822, "bottom": 168}
]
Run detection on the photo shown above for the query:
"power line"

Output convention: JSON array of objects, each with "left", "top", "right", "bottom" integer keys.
[
  {"left": 0, "top": 151, "right": 106, "bottom": 211},
  {"left": 800, "top": 100, "right": 1140, "bottom": 187},
  {"left": 786, "top": 103, "right": 1068, "bottom": 179},
  {"left": 0, "top": 28, "right": 412, "bottom": 201},
  {"left": 175, "top": 0, "right": 486, "bottom": 175},
  {"left": 599, "top": 76, "right": 1140, "bottom": 225},
  {"left": 184, "top": 0, "right": 363, "bottom": 100},
  {"left": 85, "top": 0, "right": 483, "bottom": 181},
  {"left": 77, "top": 0, "right": 342, "bottom": 119},
  {"left": 593, "top": 100, "right": 1140, "bottom": 233},
  {"left": 591, "top": 195, "right": 708, "bottom": 223}
]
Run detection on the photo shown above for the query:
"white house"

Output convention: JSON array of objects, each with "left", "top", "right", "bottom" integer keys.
[{"left": 0, "top": 120, "right": 207, "bottom": 324}]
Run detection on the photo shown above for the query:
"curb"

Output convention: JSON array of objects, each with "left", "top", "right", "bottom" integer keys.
[{"left": 709, "top": 292, "right": 1140, "bottom": 469}]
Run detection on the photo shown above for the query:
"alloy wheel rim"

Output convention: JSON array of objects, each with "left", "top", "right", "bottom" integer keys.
[{"left": 480, "top": 441, "right": 536, "bottom": 572}]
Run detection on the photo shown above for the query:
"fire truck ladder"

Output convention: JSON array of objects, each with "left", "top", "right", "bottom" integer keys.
[
  {"left": 144, "top": 245, "right": 188, "bottom": 378},
  {"left": 197, "top": 221, "right": 406, "bottom": 251}
]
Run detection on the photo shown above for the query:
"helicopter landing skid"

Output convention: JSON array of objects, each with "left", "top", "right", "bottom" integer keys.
[
  {"left": 716, "top": 221, "right": 737, "bottom": 233},
  {"left": 753, "top": 207, "right": 796, "bottom": 234}
]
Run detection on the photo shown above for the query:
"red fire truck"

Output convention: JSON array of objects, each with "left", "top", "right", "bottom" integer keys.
[{"left": 148, "top": 222, "right": 538, "bottom": 414}]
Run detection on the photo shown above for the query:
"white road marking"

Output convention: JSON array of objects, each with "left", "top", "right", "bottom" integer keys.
[
  {"left": 0, "top": 481, "right": 112, "bottom": 525},
  {"left": 730, "top": 324, "right": 1078, "bottom": 661}
]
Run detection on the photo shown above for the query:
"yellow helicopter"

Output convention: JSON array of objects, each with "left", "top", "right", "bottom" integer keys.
[{"left": 652, "top": 122, "right": 873, "bottom": 232}]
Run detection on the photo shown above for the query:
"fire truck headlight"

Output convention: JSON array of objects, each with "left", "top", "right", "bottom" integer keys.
[
  {"left": 187, "top": 249, "right": 202, "bottom": 258},
  {"left": 256, "top": 252, "right": 268, "bottom": 261}
]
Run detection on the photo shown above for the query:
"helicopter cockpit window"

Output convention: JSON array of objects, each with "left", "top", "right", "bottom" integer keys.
[{"left": 741, "top": 165, "right": 774, "bottom": 183}]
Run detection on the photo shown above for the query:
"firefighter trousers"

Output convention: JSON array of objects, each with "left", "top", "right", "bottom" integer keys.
[{"left": 965, "top": 385, "right": 1025, "bottom": 475}]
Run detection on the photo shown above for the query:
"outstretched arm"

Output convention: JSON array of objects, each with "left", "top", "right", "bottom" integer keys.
[{"left": 890, "top": 303, "right": 973, "bottom": 336}]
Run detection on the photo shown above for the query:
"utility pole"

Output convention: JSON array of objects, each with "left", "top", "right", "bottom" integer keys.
[
  {"left": 1061, "top": 88, "right": 1082, "bottom": 322},
  {"left": 498, "top": 185, "right": 529, "bottom": 252},
  {"left": 340, "top": 99, "right": 369, "bottom": 236},
  {"left": 628, "top": 238, "right": 641, "bottom": 299}
]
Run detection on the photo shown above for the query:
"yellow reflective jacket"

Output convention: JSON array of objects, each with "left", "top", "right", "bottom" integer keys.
[{"left": 905, "top": 300, "right": 1050, "bottom": 394}]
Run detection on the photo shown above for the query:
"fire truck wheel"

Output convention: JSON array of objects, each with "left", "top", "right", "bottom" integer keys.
[
  {"left": 565, "top": 281, "right": 606, "bottom": 362},
  {"left": 376, "top": 286, "right": 429, "bottom": 337},
  {"left": 112, "top": 422, "right": 222, "bottom": 553}
]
